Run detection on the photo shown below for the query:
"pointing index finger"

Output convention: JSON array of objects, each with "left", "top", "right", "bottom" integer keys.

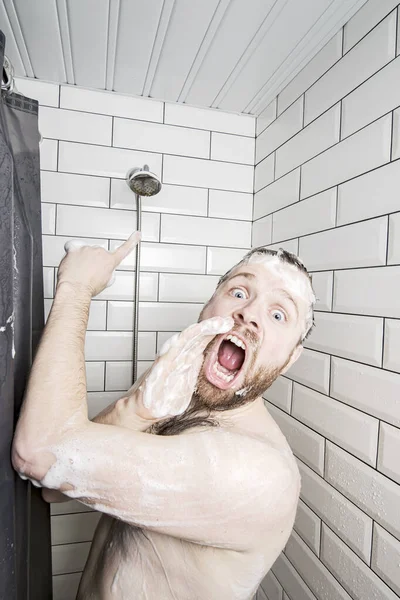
[{"left": 112, "top": 231, "right": 141, "bottom": 266}]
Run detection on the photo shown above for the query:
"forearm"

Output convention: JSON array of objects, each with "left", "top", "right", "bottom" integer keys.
[{"left": 13, "top": 282, "right": 92, "bottom": 458}]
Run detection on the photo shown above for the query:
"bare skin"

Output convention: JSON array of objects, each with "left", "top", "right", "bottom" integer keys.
[{"left": 12, "top": 233, "right": 312, "bottom": 600}]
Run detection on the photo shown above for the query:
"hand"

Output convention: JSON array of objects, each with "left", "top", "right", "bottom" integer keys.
[
  {"left": 133, "top": 316, "right": 234, "bottom": 420},
  {"left": 56, "top": 232, "right": 141, "bottom": 298}
]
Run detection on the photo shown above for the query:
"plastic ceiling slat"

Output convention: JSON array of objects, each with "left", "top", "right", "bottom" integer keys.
[
  {"left": 67, "top": 0, "right": 109, "bottom": 89},
  {"left": 12, "top": 0, "right": 65, "bottom": 81},
  {"left": 0, "top": 1, "right": 26, "bottom": 76},
  {"left": 56, "top": 0, "right": 75, "bottom": 84},
  {"left": 106, "top": 0, "right": 120, "bottom": 90},
  {"left": 150, "top": 0, "right": 220, "bottom": 102},
  {"left": 183, "top": 0, "right": 277, "bottom": 107},
  {"left": 113, "top": 0, "right": 164, "bottom": 95},
  {"left": 142, "top": 0, "right": 175, "bottom": 97}
]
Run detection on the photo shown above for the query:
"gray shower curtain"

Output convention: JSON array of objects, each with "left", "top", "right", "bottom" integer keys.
[{"left": 0, "top": 31, "right": 52, "bottom": 599}]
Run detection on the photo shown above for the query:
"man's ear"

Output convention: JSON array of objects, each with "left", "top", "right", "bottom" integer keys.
[{"left": 281, "top": 344, "right": 303, "bottom": 375}]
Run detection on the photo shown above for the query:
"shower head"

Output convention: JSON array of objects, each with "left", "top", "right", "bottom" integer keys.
[{"left": 126, "top": 165, "right": 162, "bottom": 196}]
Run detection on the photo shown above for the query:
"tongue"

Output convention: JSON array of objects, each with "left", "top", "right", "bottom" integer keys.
[{"left": 218, "top": 341, "right": 245, "bottom": 372}]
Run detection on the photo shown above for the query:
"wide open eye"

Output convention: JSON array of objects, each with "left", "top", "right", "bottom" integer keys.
[
  {"left": 231, "top": 288, "right": 246, "bottom": 300},
  {"left": 271, "top": 309, "right": 286, "bottom": 322}
]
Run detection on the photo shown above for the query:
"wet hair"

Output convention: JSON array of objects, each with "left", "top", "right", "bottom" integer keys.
[{"left": 216, "top": 245, "right": 316, "bottom": 342}]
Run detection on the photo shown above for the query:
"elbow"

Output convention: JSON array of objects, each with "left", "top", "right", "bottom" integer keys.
[{"left": 11, "top": 435, "right": 53, "bottom": 484}]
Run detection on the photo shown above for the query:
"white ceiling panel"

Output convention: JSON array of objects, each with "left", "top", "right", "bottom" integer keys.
[
  {"left": 11, "top": 0, "right": 66, "bottom": 81},
  {"left": 1, "top": 0, "right": 368, "bottom": 115},
  {"left": 113, "top": 0, "right": 164, "bottom": 95},
  {"left": 150, "top": 0, "right": 221, "bottom": 102},
  {"left": 66, "top": 0, "right": 109, "bottom": 88}
]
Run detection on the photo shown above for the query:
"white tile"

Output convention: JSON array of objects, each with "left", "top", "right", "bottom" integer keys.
[
  {"left": 337, "top": 160, "right": 400, "bottom": 226},
  {"left": 164, "top": 103, "right": 255, "bottom": 137},
  {"left": 15, "top": 77, "right": 59, "bottom": 106},
  {"left": 53, "top": 573, "right": 81, "bottom": 600},
  {"left": 272, "top": 553, "right": 317, "bottom": 600},
  {"left": 285, "top": 530, "right": 353, "bottom": 600},
  {"left": 292, "top": 383, "right": 379, "bottom": 466},
  {"left": 211, "top": 132, "right": 255, "bottom": 165},
  {"left": 378, "top": 422, "right": 400, "bottom": 485},
  {"left": 286, "top": 348, "right": 330, "bottom": 395},
  {"left": 51, "top": 512, "right": 101, "bottom": 545},
  {"left": 326, "top": 441, "right": 400, "bottom": 540},
  {"left": 51, "top": 500, "right": 93, "bottom": 516},
  {"left": 252, "top": 215, "right": 272, "bottom": 247},
  {"left": 96, "top": 271, "right": 158, "bottom": 302},
  {"left": 41, "top": 171, "right": 110, "bottom": 208},
  {"left": 43, "top": 267, "right": 54, "bottom": 298},
  {"left": 206, "top": 247, "right": 248, "bottom": 276},
  {"left": 52, "top": 542, "right": 90, "bottom": 576},
  {"left": 58, "top": 141, "right": 162, "bottom": 180},
  {"left": 321, "top": 525, "right": 399, "bottom": 600},
  {"left": 42, "top": 235, "right": 108, "bottom": 268},
  {"left": 85, "top": 331, "right": 156, "bottom": 361},
  {"left": 263, "top": 376, "right": 292, "bottom": 413},
  {"left": 372, "top": 523, "right": 400, "bottom": 596},
  {"left": 107, "top": 301, "right": 202, "bottom": 332},
  {"left": 309, "top": 271, "right": 333, "bottom": 312},
  {"left": 105, "top": 361, "right": 153, "bottom": 391},
  {"left": 208, "top": 190, "right": 253, "bottom": 221},
  {"left": 267, "top": 239, "right": 299, "bottom": 255},
  {"left": 343, "top": 0, "right": 399, "bottom": 53},
  {"left": 272, "top": 188, "right": 336, "bottom": 243},
  {"left": 254, "top": 154, "right": 275, "bottom": 193},
  {"left": 40, "top": 138, "right": 58, "bottom": 171},
  {"left": 39, "top": 107, "right": 112, "bottom": 146},
  {"left": 159, "top": 273, "right": 219, "bottom": 303},
  {"left": 267, "top": 403, "right": 324, "bottom": 475},
  {"left": 331, "top": 357, "right": 400, "bottom": 427},
  {"left": 161, "top": 214, "right": 251, "bottom": 248},
  {"left": 109, "top": 239, "right": 206, "bottom": 275},
  {"left": 256, "top": 97, "right": 303, "bottom": 163},
  {"left": 163, "top": 155, "right": 253, "bottom": 193},
  {"left": 334, "top": 266, "right": 400, "bottom": 318},
  {"left": 56, "top": 205, "right": 159, "bottom": 242},
  {"left": 278, "top": 32, "right": 343, "bottom": 116},
  {"left": 342, "top": 55, "right": 400, "bottom": 139},
  {"left": 298, "top": 461, "right": 373, "bottom": 564},
  {"left": 41, "top": 203, "right": 56, "bottom": 235},
  {"left": 87, "top": 391, "right": 127, "bottom": 420},
  {"left": 260, "top": 570, "right": 282, "bottom": 600},
  {"left": 256, "top": 99, "right": 277, "bottom": 137},
  {"left": 305, "top": 311, "right": 383, "bottom": 367},
  {"left": 110, "top": 179, "right": 208, "bottom": 217},
  {"left": 299, "top": 217, "right": 388, "bottom": 271},
  {"left": 60, "top": 85, "right": 163, "bottom": 122},
  {"left": 305, "top": 14, "right": 396, "bottom": 124},
  {"left": 388, "top": 212, "right": 400, "bottom": 264},
  {"left": 253, "top": 169, "right": 300, "bottom": 220},
  {"left": 85, "top": 362, "right": 104, "bottom": 392},
  {"left": 294, "top": 499, "right": 321, "bottom": 555},
  {"left": 384, "top": 319, "right": 400, "bottom": 373},
  {"left": 113, "top": 118, "right": 210, "bottom": 159},
  {"left": 301, "top": 115, "right": 392, "bottom": 199},
  {"left": 276, "top": 104, "right": 341, "bottom": 180}
]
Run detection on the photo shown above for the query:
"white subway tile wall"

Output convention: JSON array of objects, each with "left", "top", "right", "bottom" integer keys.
[
  {"left": 255, "top": 3, "right": 400, "bottom": 598},
  {"left": 28, "top": 77, "right": 255, "bottom": 598}
]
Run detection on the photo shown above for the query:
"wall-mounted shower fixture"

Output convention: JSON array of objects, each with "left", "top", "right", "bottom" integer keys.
[{"left": 126, "top": 165, "right": 162, "bottom": 384}]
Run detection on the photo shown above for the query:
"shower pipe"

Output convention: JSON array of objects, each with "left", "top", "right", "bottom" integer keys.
[{"left": 125, "top": 165, "right": 162, "bottom": 383}]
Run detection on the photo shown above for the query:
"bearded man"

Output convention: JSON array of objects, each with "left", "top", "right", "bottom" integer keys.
[{"left": 12, "top": 231, "right": 315, "bottom": 600}]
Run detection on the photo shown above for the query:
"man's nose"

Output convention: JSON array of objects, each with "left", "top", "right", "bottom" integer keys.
[{"left": 232, "top": 304, "right": 260, "bottom": 333}]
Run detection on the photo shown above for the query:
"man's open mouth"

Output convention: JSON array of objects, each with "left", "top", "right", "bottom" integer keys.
[{"left": 204, "top": 331, "right": 249, "bottom": 390}]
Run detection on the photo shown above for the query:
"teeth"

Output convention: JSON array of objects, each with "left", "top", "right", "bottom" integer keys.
[
  {"left": 213, "top": 360, "right": 235, "bottom": 383},
  {"left": 226, "top": 334, "right": 246, "bottom": 351}
]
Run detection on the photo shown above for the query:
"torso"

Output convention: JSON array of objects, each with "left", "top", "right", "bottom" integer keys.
[{"left": 76, "top": 399, "right": 300, "bottom": 600}]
